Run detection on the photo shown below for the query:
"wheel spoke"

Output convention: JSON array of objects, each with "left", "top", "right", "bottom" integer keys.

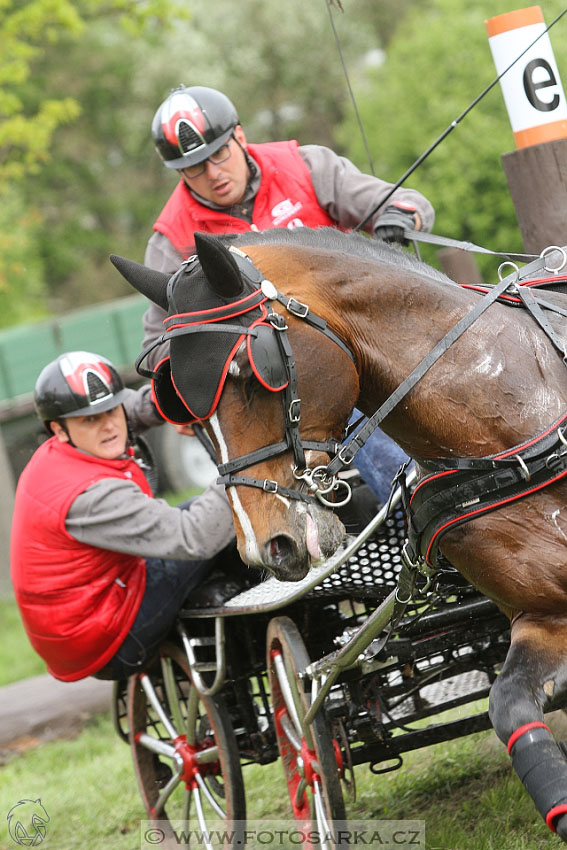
[
  {"left": 195, "top": 772, "right": 227, "bottom": 819},
  {"left": 193, "top": 786, "right": 215, "bottom": 850},
  {"left": 140, "top": 673, "right": 178, "bottom": 739},
  {"left": 153, "top": 772, "right": 182, "bottom": 816},
  {"left": 273, "top": 650, "right": 303, "bottom": 736},
  {"left": 161, "top": 656, "right": 185, "bottom": 733},
  {"left": 195, "top": 744, "right": 220, "bottom": 764},
  {"left": 313, "top": 778, "right": 332, "bottom": 842},
  {"left": 280, "top": 712, "right": 302, "bottom": 752},
  {"left": 137, "top": 732, "right": 176, "bottom": 759},
  {"left": 185, "top": 680, "right": 201, "bottom": 746}
]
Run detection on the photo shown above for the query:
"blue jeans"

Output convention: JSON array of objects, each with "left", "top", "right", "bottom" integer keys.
[
  {"left": 347, "top": 409, "right": 409, "bottom": 504},
  {"left": 97, "top": 499, "right": 216, "bottom": 680}
]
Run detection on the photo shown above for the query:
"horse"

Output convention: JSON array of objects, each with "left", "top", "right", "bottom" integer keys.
[{"left": 111, "top": 226, "right": 567, "bottom": 839}]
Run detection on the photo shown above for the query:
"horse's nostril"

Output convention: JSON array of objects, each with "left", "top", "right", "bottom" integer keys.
[{"left": 266, "top": 534, "right": 298, "bottom": 568}]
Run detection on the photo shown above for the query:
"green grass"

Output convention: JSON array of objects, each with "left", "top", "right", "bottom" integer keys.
[{"left": 0, "top": 704, "right": 557, "bottom": 850}]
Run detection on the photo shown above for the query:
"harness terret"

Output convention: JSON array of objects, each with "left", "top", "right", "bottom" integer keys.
[{"left": 135, "top": 246, "right": 354, "bottom": 507}]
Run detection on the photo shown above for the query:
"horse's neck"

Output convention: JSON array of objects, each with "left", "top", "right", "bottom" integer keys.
[{"left": 325, "top": 262, "right": 567, "bottom": 459}]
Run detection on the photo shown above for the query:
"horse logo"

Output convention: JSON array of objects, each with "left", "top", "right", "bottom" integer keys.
[{"left": 6, "top": 799, "right": 50, "bottom": 846}]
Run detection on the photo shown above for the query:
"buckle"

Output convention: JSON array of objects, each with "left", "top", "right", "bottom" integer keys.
[
  {"left": 287, "top": 298, "right": 309, "bottom": 318},
  {"left": 262, "top": 479, "right": 278, "bottom": 493},
  {"left": 268, "top": 312, "right": 288, "bottom": 331},
  {"left": 288, "top": 398, "right": 301, "bottom": 423}
]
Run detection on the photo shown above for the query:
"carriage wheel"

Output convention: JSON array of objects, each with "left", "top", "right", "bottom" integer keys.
[
  {"left": 128, "top": 641, "right": 245, "bottom": 849},
  {"left": 267, "top": 616, "right": 346, "bottom": 840}
]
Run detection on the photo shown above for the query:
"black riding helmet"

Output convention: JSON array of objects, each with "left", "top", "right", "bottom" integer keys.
[
  {"left": 34, "top": 351, "right": 131, "bottom": 433},
  {"left": 152, "top": 85, "right": 239, "bottom": 170}
]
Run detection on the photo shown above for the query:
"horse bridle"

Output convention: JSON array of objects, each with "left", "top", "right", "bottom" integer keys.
[{"left": 136, "top": 246, "right": 355, "bottom": 507}]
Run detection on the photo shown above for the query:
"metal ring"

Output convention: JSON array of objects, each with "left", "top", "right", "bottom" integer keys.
[
  {"left": 498, "top": 261, "right": 520, "bottom": 283},
  {"left": 316, "top": 479, "right": 352, "bottom": 508},
  {"left": 558, "top": 427, "right": 567, "bottom": 448},
  {"left": 540, "top": 245, "right": 567, "bottom": 274},
  {"left": 514, "top": 454, "right": 530, "bottom": 482}
]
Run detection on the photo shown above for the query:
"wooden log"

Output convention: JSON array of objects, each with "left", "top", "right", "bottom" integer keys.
[{"left": 501, "top": 138, "right": 567, "bottom": 254}]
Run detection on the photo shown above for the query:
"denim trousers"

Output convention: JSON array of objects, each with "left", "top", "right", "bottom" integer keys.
[
  {"left": 97, "top": 498, "right": 216, "bottom": 680},
  {"left": 347, "top": 409, "right": 409, "bottom": 504}
]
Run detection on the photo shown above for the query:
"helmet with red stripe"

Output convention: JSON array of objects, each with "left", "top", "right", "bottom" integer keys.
[
  {"left": 34, "top": 351, "right": 130, "bottom": 431},
  {"left": 152, "top": 85, "right": 239, "bottom": 170}
]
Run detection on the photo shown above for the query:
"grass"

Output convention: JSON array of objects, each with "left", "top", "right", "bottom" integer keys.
[{"left": 0, "top": 703, "right": 559, "bottom": 850}]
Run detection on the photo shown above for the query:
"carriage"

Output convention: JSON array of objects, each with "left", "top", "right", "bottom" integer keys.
[
  {"left": 111, "top": 228, "right": 567, "bottom": 845},
  {"left": 113, "top": 483, "right": 511, "bottom": 849}
]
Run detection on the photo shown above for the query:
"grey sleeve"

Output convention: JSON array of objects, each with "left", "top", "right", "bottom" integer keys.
[
  {"left": 299, "top": 144, "right": 435, "bottom": 234},
  {"left": 141, "top": 232, "right": 186, "bottom": 371},
  {"left": 66, "top": 478, "right": 235, "bottom": 560},
  {"left": 123, "top": 384, "right": 164, "bottom": 434}
]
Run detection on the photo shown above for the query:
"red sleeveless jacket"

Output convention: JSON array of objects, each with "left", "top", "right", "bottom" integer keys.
[
  {"left": 10, "top": 438, "right": 152, "bottom": 681},
  {"left": 153, "top": 140, "right": 337, "bottom": 255}
]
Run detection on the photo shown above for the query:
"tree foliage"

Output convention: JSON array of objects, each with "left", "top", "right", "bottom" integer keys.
[
  {"left": 336, "top": 0, "right": 567, "bottom": 277},
  {"left": 8, "top": 0, "right": 565, "bottom": 325},
  {"left": 0, "top": 0, "right": 187, "bottom": 325}
]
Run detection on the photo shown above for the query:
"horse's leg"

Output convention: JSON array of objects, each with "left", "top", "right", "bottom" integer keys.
[{"left": 489, "top": 614, "right": 567, "bottom": 840}]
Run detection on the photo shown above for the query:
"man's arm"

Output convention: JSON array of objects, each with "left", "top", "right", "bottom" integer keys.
[
  {"left": 141, "top": 232, "right": 185, "bottom": 371},
  {"left": 299, "top": 144, "right": 435, "bottom": 236},
  {"left": 66, "top": 478, "right": 235, "bottom": 561}
]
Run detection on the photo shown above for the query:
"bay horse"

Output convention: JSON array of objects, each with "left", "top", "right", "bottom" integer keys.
[{"left": 111, "top": 227, "right": 567, "bottom": 839}]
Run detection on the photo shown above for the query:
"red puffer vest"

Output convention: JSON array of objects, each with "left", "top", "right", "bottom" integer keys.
[
  {"left": 153, "top": 140, "right": 337, "bottom": 255},
  {"left": 10, "top": 437, "right": 152, "bottom": 681}
]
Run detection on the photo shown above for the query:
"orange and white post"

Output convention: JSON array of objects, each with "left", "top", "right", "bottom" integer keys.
[{"left": 486, "top": 6, "right": 567, "bottom": 148}]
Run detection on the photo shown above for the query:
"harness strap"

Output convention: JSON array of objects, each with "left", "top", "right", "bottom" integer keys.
[
  {"left": 217, "top": 473, "right": 319, "bottom": 502},
  {"left": 513, "top": 283, "right": 567, "bottom": 358},
  {"left": 327, "top": 270, "right": 516, "bottom": 475},
  {"left": 135, "top": 323, "right": 259, "bottom": 379},
  {"left": 402, "top": 228, "right": 537, "bottom": 262},
  {"left": 405, "top": 416, "right": 567, "bottom": 567}
]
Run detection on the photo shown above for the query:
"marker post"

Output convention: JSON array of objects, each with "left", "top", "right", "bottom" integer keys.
[{"left": 486, "top": 6, "right": 567, "bottom": 252}]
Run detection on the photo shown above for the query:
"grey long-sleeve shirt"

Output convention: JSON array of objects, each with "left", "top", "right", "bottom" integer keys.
[
  {"left": 64, "top": 385, "right": 235, "bottom": 559},
  {"left": 141, "top": 144, "right": 435, "bottom": 370}
]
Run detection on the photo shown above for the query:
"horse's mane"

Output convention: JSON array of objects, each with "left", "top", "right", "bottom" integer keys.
[{"left": 220, "top": 226, "right": 451, "bottom": 284}]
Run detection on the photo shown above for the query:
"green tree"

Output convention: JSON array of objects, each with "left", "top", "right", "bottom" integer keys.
[
  {"left": 0, "top": 0, "right": 187, "bottom": 325},
  {"left": 336, "top": 0, "right": 567, "bottom": 277}
]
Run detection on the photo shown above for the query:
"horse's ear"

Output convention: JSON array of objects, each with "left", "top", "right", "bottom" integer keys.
[
  {"left": 109, "top": 255, "right": 169, "bottom": 311},
  {"left": 194, "top": 232, "right": 244, "bottom": 298}
]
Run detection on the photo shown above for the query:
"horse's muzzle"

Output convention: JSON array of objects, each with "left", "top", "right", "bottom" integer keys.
[{"left": 260, "top": 504, "right": 345, "bottom": 582}]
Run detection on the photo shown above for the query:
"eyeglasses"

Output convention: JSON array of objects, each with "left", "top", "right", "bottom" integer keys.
[{"left": 181, "top": 140, "right": 233, "bottom": 179}]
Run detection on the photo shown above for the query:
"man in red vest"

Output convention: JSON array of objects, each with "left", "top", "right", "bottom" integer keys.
[
  {"left": 10, "top": 351, "right": 238, "bottom": 682},
  {"left": 142, "top": 84, "right": 435, "bottom": 360},
  {"left": 142, "top": 85, "right": 430, "bottom": 505}
]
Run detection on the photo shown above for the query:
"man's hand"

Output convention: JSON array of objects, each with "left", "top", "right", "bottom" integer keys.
[
  {"left": 173, "top": 423, "right": 196, "bottom": 437},
  {"left": 374, "top": 203, "right": 421, "bottom": 244}
]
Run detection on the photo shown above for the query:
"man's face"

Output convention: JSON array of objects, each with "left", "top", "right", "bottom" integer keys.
[
  {"left": 51, "top": 405, "right": 128, "bottom": 460},
  {"left": 179, "top": 126, "right": 250, "bottom": 207}
]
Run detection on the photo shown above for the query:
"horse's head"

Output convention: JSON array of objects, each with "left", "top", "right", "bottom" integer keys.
[{"left": 111, "top": 233, "right": 359, "bottom": 581}]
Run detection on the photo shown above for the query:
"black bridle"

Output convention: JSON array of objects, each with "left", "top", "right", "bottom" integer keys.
[{"left": 136, "top": 246, "right": 355, "bottom": 507}]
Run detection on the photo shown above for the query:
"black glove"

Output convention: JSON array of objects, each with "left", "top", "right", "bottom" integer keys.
[{"left": 373, "top": 204, "right": 417, "bottom": 244}]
